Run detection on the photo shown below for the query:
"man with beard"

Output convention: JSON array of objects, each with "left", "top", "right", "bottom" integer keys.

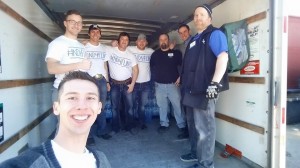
[
  {"left": 180, "top": 4, "right": 229, "bottom": 168},
  {"left": 150, "top": 33, "right": 188, "bottom": 139}
]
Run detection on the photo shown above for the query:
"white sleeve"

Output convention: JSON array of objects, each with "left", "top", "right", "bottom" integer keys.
[{"left": 45, "top": 40, "right": 66, "bottom": 62}]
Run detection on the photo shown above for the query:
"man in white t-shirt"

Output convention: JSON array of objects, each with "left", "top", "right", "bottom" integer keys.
[
  {"left": 45, "top": 9, "right": 91, "bottom": 139},
  {"left": 127, "top": 34, "right": 154, "bottom": 129},
  {"left": 85, "top": 24, "right": 112, "bottom": 145},
  {"left": 107, "top": 32, "right": 139, "bottom": 134},
  {"left": 0, "top": 71, "right": 111, "bottom": 168},
  {"left": 45, "top": 9, "right": 91, "bottom": 102}
]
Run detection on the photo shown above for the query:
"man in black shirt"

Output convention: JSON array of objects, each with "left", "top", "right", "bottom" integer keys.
[{"left": 150, "top": 33, "right": 188, "bottom": 139}]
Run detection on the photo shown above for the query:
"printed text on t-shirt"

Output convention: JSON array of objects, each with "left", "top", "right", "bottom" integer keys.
[
  {"left": 134, "top": 53, "right": 151, "bottom": 63},
  {"left": 68, "top": 47, "right": 84, "bottom": 58},
  {"left": 111, "top": 54, "right": 132, "bottom": 67}
]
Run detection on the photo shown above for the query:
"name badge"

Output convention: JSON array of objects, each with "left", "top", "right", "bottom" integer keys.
[
  {"left": 190, "top": 41, "right": 196, "bottom": 49},
  {"left": 168, "top": 53, "right": 174, "bottom": 57}
]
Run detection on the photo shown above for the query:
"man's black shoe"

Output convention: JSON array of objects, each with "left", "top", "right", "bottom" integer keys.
[
  {"left": 141, "top": 124, "right": 147, "bottom": 130},
  {"left": 157, "top": 126, "right": 169, "bottom": 133},
  {"left": 180, "top": 153, "right": 198, "bottom": 162},
  {"left": 129, "top": 127, "right": 139, "bottom": 135},
  {"left": 177, "top": 127, "right": 189, "bottom": 140}
]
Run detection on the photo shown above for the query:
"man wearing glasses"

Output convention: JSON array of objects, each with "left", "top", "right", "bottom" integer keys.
[
  {"left": 45, "top": 9, "right": 91, "bottom": 102},
  {"left": 45, "top": 9, "right": 91, "bottom": 138}
]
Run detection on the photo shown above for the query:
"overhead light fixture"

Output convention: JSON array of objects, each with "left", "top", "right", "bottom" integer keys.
[{"left": 170, "top": 15, "right": 178, "bottom": 19}]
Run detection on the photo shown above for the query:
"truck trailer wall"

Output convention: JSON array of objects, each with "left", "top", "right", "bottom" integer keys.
[
  {"left": 169, "top": 0, "right": 270, "bottom": 167},
  {"left": 0, "top": 0, "right": 60, "bottom": 162},
  {"left": 214, "top": 0, "right": 269, "bottom": 167}
]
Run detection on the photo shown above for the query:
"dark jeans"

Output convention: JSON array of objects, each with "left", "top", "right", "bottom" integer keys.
[
  {"left": 90, "top": 77, "right": 108, "bottom": 137},
  {"left": 110, "top": 82, "right": 135, "bottom": 132},
  {"left": 186, "top": 99, "right": 216, "bottom": 168},
  {"left": 132, "top": 81, "right": 150, "bottom": 125}
]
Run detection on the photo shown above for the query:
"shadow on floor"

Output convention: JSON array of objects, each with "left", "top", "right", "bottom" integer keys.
[{"left": 92, "top": 118, "right": 251, "bottom": 168}]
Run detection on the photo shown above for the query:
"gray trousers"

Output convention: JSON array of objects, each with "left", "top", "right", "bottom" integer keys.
[{"left": 186, "top": 99, "right": 216, "bottom": 168}]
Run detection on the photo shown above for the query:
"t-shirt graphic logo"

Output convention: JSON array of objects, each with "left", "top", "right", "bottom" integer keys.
[
  {"left": 68, "top": 47, "right": 84, "bottom": 58},
  {"left": 134, "top": 53, "right": 151, "bottom": 63},
  {"left": 85, "top": 51, "right": 106, "bottom": 60},
  {"left": 111, "top": 54, "right": 132, "bottom": 67}
]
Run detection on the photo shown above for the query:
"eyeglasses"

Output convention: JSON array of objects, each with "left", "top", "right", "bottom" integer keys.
[{"left": 66, "top": 20, "right": 83, "bottom": 26}]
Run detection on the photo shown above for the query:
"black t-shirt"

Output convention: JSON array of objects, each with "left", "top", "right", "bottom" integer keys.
[{"left": 150, "top": 49, "right": 182, "bottom": 83}]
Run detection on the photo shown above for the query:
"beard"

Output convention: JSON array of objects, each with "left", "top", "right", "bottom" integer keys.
[{"left": 160, "top": 43, "right": 168, "bottom": 50}]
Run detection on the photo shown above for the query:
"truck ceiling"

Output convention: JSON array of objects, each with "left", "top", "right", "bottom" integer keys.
[{"left": 34, "top": 0, "right": 225, "bottom": 45}]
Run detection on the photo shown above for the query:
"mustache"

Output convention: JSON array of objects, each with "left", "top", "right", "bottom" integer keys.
[{"left": 160, "top": 43, "right": 168, "bottom": 49}]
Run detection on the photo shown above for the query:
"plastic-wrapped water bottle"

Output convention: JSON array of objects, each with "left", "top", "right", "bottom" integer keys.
[
  {"left": 104, "top": 93, "right": 112, "bottom": 119},
  {"left": 144, "top": 103, "right": 152, "bottom": 123}
]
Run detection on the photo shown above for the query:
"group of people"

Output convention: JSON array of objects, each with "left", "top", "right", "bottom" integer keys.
[{"left": 0, "top": 4, "right": 229, "bottom": 168}]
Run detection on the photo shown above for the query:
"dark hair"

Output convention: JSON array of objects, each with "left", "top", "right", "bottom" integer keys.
[
  {"left": 118, "top": 32, "right": 130, "bottom": 43},
  {"left": 159, "top": 33, "right": 169, "bottom": 40},
  {"left": 64, "top": 9, "right": 81, "bottom": 21},
  {"left": 57, "top": 71, "right": 98, "bottom": 100},
  {"left": 178, "top": 24, "right": 190, "bottom": 32}
]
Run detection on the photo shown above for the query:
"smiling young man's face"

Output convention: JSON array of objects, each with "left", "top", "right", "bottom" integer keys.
[{"left": 53, "top": 79, "right": 102, "bottom": 136}]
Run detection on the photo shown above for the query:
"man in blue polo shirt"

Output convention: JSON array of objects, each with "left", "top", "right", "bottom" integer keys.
[{"left": 180, "top": 4, "right": 229, "bottom": 168}]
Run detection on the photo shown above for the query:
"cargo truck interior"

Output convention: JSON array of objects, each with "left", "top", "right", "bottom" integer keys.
[{"left": 0, "top": 0, "right": 299, "bottom": 167}]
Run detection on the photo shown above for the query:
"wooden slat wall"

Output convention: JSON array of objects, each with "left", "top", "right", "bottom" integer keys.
[
  {"left": 219, "top": 11, "right": 267, "bottom": 134},
  {"left": 0, "top": 109, "right": 53, "bottom": 154},
  {"left": 0, "top": 1, "right": 52, "bottom": 42},
  {"left": 0, "top": 78, "right": 54, "bottom": 89},
  {"left": 229, "top": 76, "right": 265, "bottom": 84},
  {"left": 216, "top": 112, "right": 265, "bottom": 135}
]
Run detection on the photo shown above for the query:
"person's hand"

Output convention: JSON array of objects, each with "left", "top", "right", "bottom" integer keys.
[
  {"left": 107, "top": 82, "right": 111, "bottom": 91},
  {"left": 169, "top": 40, "right": 176, "bottom": 49},
  {"left": 81, "top": 40, "right": 88, "bottom": 45},
  {"left": 127, "top": 83, "right": 134, "bottom": 93},
  {"left": 206, "top": 82, "right": 221, "bottom": 99},
  {"left": 79, "top": 59, "right": 91, "bottom": 71},
  {"left": 111, "top": 40, "right": 118, "bottom": 47},
  {"left": 175, "top": 77, "right": 180, "bottom": 87}
]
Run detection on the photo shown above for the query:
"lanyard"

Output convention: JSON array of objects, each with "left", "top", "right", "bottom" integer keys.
[{"left": 192, "top": 33, "right": 201, "bottom": 41}]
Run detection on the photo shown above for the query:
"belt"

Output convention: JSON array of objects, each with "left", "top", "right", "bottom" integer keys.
[
  {"left": 111, "top": 78, "right": 132, "bottom": 85},
  {"left": 93, "top": 74, "right": 104, "bottom": 80}
]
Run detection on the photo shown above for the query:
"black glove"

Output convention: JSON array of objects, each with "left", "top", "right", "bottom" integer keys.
[{"left": 206, "top": 82, "right": 222, "bottom": 99}]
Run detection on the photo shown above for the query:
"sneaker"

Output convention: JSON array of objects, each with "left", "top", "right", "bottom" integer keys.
[
  {"left": 186, "top": 163, "right": 200, "bottom": 168},
  {"left": 129, "top": 127, "right": 139, "bottom": 135},
  {"left": 157, "top": 126, "right": 169, "bottom": 133},
  {"left": 177, "top": 132, "right": 189, "bottom": 140},
  {"left": 180, "top": 153, "right": 198, "bottom": 162},
  {"left": 97, "top": 133, "right": 112, "bottom": 140},
  {"left": 86, "top": 137, "right": 95, "bottom": 146},
  {"left": 141, "top": 124, "right": 147, "bottom": 130}
]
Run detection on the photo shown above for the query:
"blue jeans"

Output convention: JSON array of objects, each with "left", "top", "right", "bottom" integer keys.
[
  {"left": 132, "top": 81, "right": 151, "bottom": 125},
  {"left": 186, "top": 99, "right": 216, "bottom": 168},
  {"left": 155, "top": 82, "right": 186, "bottom": 128},
  {"left": 110, "top": 83, "right": 134, "bottom": 132},
  {"left": 90, "top": 77, "right": 108, "bottom": 137}
]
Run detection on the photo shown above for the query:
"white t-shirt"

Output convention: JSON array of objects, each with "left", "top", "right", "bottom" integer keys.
[
  {"left": 85, "top": 42, "right": 109, "bottom": 79},
  {"left": 45, "top": 35, "right": 85, "bottom": 88},
  {"left": 127, "top": 46, "right": 154, "bottom": 83},
  {"left": 107, "top": 47, "right": 137, "bottom": 81},
  {"left": 51, "top": 140, "right": 96, "bottom": 168}
]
